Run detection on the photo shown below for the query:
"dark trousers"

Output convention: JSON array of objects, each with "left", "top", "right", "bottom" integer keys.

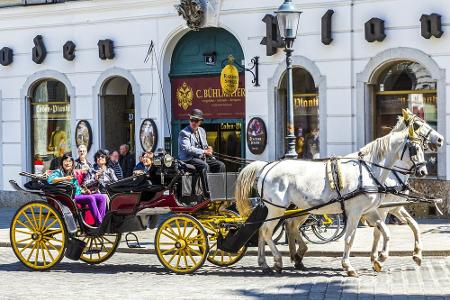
[{"left": 185, "top": 157, "right": 225, "bottom": 197}]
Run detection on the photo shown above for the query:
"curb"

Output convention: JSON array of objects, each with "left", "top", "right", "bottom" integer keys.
[{"left": 2, "top": 241, "right": 449, "bottom": 257}]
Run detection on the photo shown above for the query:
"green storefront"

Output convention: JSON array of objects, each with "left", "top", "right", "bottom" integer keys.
[{"left": 170, "top": 28, "right": 246, "bottom": 171}]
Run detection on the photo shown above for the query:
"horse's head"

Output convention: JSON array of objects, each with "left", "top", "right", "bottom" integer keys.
[
  {"left": 401, "top": 108, "right": 444, "bottom": 151},
  {"left": 398, "top": 124, "right": 428, "bottom": 177}
]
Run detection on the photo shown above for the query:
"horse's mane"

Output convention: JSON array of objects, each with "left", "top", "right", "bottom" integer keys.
[
  {"left": 391, "top": 116, "right": 406, "bottom": 132},
  {"left": 359, "top": 116, "right": 409, "bottom": 162}
]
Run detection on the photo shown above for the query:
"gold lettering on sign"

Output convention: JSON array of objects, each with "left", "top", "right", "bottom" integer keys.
[{"left": 294, "top": 97, "right": 319, "bottom": 108}]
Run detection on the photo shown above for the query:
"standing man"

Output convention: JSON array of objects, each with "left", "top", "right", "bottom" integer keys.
[
  {"left": 74, "top": 144, "right": 92, "bottom": 170},
  {"left": 108, "top": 150, "right": 124, "bottom": 180},
  {"left": 178, "top": 108, "right": 225, "bottom": 198},
  {"left": 119, "top": 144, "right": 135, "bottom": 178}
]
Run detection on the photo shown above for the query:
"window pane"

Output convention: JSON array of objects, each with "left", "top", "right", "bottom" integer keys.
[
  {"left": 280, "top": 68, "right": 319, "bottom": 159},
  {"left": 31, "top": 80, "right": 70, "bottom": 173},
  {"left": 375, "top": 61, "right": 437, "bottom": 176}
]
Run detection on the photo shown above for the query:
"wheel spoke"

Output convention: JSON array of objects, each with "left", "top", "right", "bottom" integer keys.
[
  {"left": 44, "top": 229, "right": 63, "bottom": 236},
  {"left": 41, "top": 241, "right": 55, "bottom": 261},
  {"left": 14, "top": 229, "right": 33, "bottom": 235},
  {"left": 22, "top": 211, "right": 37, "bottom": 231},
  {"left": 38, "top": 206, "right": 43, "bottom": 231},
  {"left": 182, "top": 250, "right": 189, "bottom": 269},
  {"left": 16, "top": 220, "right": 34, "bottom": 232},
  {"left": 29, "top": 207, "right": 39, "bottom": 230},
  {"left": 175, "top": 251, "right": 182, "bottom": 269},
  {"left": 43, "top": 219, "right": 58, "bottom": 232},
  {"left": 26, "top": 242, "right": 38, "bottom": 262},
  {"left": 33, "top": 242, "right": 40, "bottom": 267},
  {"left": 185, "top": 248, "right": 197, "bottom": 265},
  {"left": 40, "top": 243, "right": 47, "bottom": 266},
  {"left": 41, "top": 211, "right": 51, "bottom": 232},
  {"left": 161, "top": 231, "right": 178, "bottom": 241},
  {"left": 46, "top": 240, "right": 61, "bottom": 252},
  {"left": 16, "top": 237, "right": 32, "bottom": 244},
  {"left": 167, "top": 250, "right": 179, "bottom": 264},
  {"left": 188, "top": 247, "right": 203, "bottom": 257},
  {"left": 165, "top": 225, "right": 179, "bottom": 238},
  {"left": 20, "top": 240, "right": 35, "bottom": 253},
  {"left": 161, "top": 247, "right": 177, "bottom": 256},
  {"left": 175, "top": 219, "right": 182, "bottom": 236}
]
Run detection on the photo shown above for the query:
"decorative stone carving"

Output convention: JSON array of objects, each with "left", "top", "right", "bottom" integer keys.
[{"left": 175, "top": 0, "right": 205, "bottom": 31}]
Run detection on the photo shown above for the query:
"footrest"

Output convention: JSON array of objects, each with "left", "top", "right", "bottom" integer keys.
[{"left": 217, "top": 203, "right": 268, "bottom": 253}]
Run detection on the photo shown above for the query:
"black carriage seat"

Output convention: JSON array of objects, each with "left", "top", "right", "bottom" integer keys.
[
  {"left": 178, "top": 161, "right": 196, "bottom": 174},
  {"left": 107, "top": 174, "right": 165, "bottom": 194}
]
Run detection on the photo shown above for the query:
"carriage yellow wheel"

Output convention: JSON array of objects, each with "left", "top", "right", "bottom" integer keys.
[
  {"left": 155, "top": 214, "right": 209, "bottom": 274},
  {"left": 201, "top": 211, "right": 247, "bottom": 267},
  {"left": 77, "top": 233, "right": 121, "bottom": 264},
  {"left": 10, "top": 201, "right": 66, "bottom": 270}
]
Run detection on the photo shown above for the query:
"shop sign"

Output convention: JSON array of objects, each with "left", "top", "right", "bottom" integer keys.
[
  {"left": 32, "top": 103, "right": 70, "bottom": 120},
  {"left": 75, "top": 120, "right": 93, "bottom": 152},
  {"left": 247, "top": 117, "right": 267, "bottom": 155},
  {"left": 171, "top": 75, "right": 245, "bottom": 120},
  {"left": 261, "top": 12, "right": 444, "bottom": 55},
  {"left": 220, "top": 62, "right": 239, "bottom": 95},
  {"left": 140, "top": 118, "right": 158, "bottom": 152}
]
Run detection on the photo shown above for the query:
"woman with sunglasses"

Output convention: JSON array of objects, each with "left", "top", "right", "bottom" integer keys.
[
  {"left": 47, "top": 153, "right": 107, "bottom": 226},
  {"left": 84, "top": 149, "right": 118, "bottom": 193}
]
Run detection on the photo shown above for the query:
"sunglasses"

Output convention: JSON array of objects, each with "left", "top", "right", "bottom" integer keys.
[
  {"left": 97, "top": 155, "right": 107, "bottom": 159},
  {"left": 190, "top": 118, "right": 202, "bottom": 123}
]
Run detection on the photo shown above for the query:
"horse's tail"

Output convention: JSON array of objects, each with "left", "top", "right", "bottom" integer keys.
[{"left": 235, "top": 161, "right": 267, "bottom": 218}]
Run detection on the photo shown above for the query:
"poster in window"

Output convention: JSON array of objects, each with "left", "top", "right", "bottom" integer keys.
[
  {"left": 140, "top": 119, "right": 158, "bottom": 152},
  {"left": 75, "top": 120, "right": 93, "bottom": 152},
  {"left": 247, "top": 117, "right": 267, "bottom": 155}
]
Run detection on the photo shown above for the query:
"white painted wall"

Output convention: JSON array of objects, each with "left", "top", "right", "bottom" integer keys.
[{"left": 0, "top": 0, "right": 450, "bottom": 190}]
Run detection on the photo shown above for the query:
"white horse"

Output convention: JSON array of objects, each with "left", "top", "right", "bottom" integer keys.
[
  {"left": 365, "top": 110, "right": 444, "bottom": 266},
  {"left": 284, "top": 110, "right": 444, "bottom": 272},
  {"left": 235, "top": 123, "right": 428, "bottom": 277}
]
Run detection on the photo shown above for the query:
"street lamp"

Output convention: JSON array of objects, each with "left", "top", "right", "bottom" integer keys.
[{"left": 276, "top": 0, "right": 302, "bottom": 159}]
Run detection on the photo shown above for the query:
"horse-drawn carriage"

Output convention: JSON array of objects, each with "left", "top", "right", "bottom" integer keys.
[
  {"left": 8, "top": 109, "right": 446, "bottom": 277},
  {"left": 9, "top": 150, "right": 247, "bottom": 274}
]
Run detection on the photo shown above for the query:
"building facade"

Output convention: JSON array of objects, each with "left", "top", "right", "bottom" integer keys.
[{"left": 0, "top": 0, "right": 449, "bottom": 216}]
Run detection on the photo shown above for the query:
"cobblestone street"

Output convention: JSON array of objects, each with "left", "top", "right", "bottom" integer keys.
[{"left": 1, "top": 247, "right": 450, "bottom": 299}]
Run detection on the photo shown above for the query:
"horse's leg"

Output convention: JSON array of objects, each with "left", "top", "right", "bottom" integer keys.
[
  {"left": 396, "top": 206, "right": 422, "bottom": 266},
  {"left": 341, "top": 211, "right": 361, "bottom": 277},
  {"left": 262, "top": 218, "right": 284, "bottom": 273},
  {"left": 257, "top": 229, "right": 270, "bottom": 273},
  {"left": 285, "top": 215, "right": 309, "bottom": 270},
  {"left": 366, "top": 209, "right": 388, "bottom": 272},
  {"left": 375, "top": 215, "right": 391, "bottom": 263}
]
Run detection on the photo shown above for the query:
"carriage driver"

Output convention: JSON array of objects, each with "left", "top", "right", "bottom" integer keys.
[{"left": 178, "top": 108, "right": 225, "bottom": 199}]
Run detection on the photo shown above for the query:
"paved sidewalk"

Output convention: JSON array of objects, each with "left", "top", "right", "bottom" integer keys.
[{"left": 1, "top": 207, "right": 450, "bottom": 256}]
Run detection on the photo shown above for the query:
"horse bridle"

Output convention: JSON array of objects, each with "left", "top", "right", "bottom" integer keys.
[{"left": 399, "top": 138, "right": 427, "bottom": 174}]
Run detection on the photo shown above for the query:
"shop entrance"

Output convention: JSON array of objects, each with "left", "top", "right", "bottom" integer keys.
[
  {"left": 99, "top": 76, "right": 135, "bottom": 153},
  {"left": 169, "top": 27, "right": 246, "bottom": 169},
  {"left": 173, "top": 120, "right": 245, "bottom": 172}
]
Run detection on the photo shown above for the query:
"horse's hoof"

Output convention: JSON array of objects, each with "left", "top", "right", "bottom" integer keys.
[
  {"left": 274, "top": 266, "right": 283, "bottom": 274},
  {"left": 372, "top": 260, "right": 382, "bottom": 272},
  {"left": 262, "top": 267, "right": 273, "bottom": 274},
  {"left": 347, "top": 270, "right": 359, "bottom": 277},
  {"left": 378, "top": 253, "right": 388, "bottom": 262},
  {"left": 294, "top": 262, "right": 306, "bottom": 270},
  {"left": 413, "top": 255, "right": 422, "bottom": 266}
]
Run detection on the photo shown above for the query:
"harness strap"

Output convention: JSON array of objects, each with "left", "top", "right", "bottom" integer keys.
[{"left": 260, "top": 161, "right": 283, "bottom": 200}]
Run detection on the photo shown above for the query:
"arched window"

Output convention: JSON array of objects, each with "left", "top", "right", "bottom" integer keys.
[
  {"left": 374, "top": 61, "right": 437, "bottom": 175},
  {"left": 31, "top": 79, "right": 70, "bottom": 172},
  {"left": 279, "top": 68, "right": 319, "bottom": 159}
]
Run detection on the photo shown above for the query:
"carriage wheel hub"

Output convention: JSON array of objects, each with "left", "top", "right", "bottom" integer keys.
[
  {"left": 31, "top": 232, "right": 43, "bottom": 241},
  {"left": 175, "top": 239, "right": 186, "bottom": 249}
]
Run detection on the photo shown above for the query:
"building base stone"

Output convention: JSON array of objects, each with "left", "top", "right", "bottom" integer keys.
[
  {"left": 0, "top": 191, "right": 36, "bottom": 208},
  {"left": 408, "top": 178, "right": 450, "bottom": 218}
]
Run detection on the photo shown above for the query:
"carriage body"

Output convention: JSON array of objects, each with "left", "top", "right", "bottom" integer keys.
[{"left": 8, "top": 155, "right": 246, "bottom": 273}]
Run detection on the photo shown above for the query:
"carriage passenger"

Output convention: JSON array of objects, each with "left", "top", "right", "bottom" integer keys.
[
  {"left": 84, "top": 149, "right": 118, "bottom": 194},
  {"left": 133, "top": 151, "right": 160, "bottom": 185},
  {"left": 47, "top": 153, "right": 107, "bottom": 226}
]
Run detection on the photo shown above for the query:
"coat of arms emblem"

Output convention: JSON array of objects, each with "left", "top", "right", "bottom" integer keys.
[{"left": 176, "top": 82, "right": 193, "bottom": 110}]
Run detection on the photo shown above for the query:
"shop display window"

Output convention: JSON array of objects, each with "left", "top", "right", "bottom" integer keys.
[
  {"left": 375, "top": 61, "right": 437, "bottom": 175},
  {"left": 280, "top": 68, "right": 319, "bottom": 159},
  {"left": 30, "top": 79, "right": 70, "bottom": 173}
]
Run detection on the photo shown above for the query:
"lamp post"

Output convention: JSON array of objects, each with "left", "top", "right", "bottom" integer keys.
[{"left": 276, "top": 0, "right": 302, "bottom": 159}]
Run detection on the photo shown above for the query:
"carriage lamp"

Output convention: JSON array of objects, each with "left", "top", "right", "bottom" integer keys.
[
  {"left": 276, "top": 0, "right": 302, "bottom": 159},
  {"left": 164, "top": 154, "right": 174, "bottom": 168}
]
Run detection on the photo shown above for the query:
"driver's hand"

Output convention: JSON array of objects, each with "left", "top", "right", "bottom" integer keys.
[{"left": 65, "top": 176, "right": 73, "bottom": 181}]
